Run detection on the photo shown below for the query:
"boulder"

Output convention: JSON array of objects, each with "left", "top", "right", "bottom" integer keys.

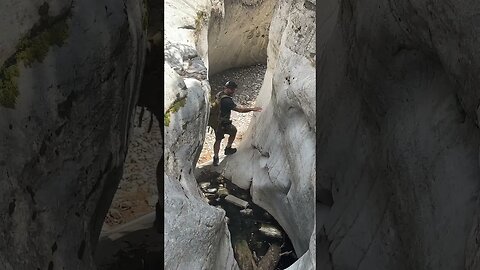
[{"left": 225, "top": 195, "right": 249, "bottom": 208}]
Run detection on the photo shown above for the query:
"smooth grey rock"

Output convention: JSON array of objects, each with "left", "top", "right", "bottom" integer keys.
[
  {"left": 207, "top": 0, "right": 276, "bottom": 75},
  {"left": 287, "top": 228, "right": 315, "bottom": 270},
  {"left": 0, "top": 0, "right": 146, "bottom": 269},
  {"left": 199, "top": 182, "right": 211, "bottom": 189},
  {"left": 165, "top": 174, "right": 236, "bottom": 270},
  {"left": 222, "top": 0, "right": 316, "bottom": 265},
  {"left": 240, "top": 208, "right": 253, "bottom": 216},
  {"left": 316, "top": 0, "right": 480, "bottom": 269},
  {"left": 259, "top": 224, "right": 282, "bottom": 239},
  {"left": 206, "top": 188, "right": 218, "bottom": 193},
  {"left": 163, "top": 1, "right": 238, "bottom": 269},
  {"left": 225, "top": 195, "right": 249, "bottom": 208}
]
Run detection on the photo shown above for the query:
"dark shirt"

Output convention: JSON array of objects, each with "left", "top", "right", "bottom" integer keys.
[{"left": 220, "top": 95, "right": 236, "bottom": 122}]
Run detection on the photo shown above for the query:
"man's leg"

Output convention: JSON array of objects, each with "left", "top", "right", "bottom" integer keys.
[
  {"left": 225, "top": 125, "right": 237, "bottom": 155},
  {"left": 213, "top": 128, "right": 223, "bottom": 166},
  {"left": 214, "top": 139, "right": 221, "bottom": 157},
  {"left": 226, "top": 133, "right": 236, "bottom": 148}
]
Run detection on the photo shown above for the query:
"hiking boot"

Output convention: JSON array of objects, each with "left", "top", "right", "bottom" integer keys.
[
  {"left": 213, "top": 156, "right": 219, "bottom": 166},
  {"left": 224, "top": 147, "right": 237, "bottom": 155}
]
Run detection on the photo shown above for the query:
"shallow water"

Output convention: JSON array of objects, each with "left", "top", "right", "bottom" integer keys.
[{"left": 197, "top": 171, "right": 297, "bottom": 269}]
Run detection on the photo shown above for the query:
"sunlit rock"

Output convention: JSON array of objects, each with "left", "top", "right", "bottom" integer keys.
[{"left": 222, "top": 1, "right": 316, "bottom": 269}]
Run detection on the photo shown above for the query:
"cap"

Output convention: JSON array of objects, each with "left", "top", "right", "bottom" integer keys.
[{"left": 225, "top": 81, "right": 237, "bottom": 89}]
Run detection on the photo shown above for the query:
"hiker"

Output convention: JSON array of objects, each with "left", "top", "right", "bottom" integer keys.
[{"left": 213, "top": 81, "right": 262, "bottom": 166}]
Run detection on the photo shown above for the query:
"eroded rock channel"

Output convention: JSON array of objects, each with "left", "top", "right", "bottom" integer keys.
[{"left": 197, "top": 171, "right": 297, "bottom": 270}]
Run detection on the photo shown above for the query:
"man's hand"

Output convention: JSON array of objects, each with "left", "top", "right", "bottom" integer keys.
[{"left": 252, "top": 106, "right": 262, "bottom": 112}]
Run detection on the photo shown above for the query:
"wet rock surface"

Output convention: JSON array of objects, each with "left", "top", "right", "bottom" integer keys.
[
  {"left": 197, "top": 171, "right": 297, "bottom": 269},
  {"left": 199, "top": 64, "right": 266, "bottom": 165}
]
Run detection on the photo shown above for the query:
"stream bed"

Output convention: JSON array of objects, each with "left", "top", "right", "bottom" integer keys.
[{"left": 197, "top": 171, "right": 297, "bottom": 269}]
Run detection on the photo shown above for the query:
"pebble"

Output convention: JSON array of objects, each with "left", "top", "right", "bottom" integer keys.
[
  {"left": 199, "top": 182, "right": 211, "bottom": 189},
  {"left": 259, "top": 224, "right": 282, "bottom": 239},
  {"left": 225, "top": 195, "right": 249, "bottom": 208},
  {"left": 206, "top": 188, "right": 218, "bottom": 193},
  {"left": 240, "top": 208, "right": 253, "bottom": 216}
]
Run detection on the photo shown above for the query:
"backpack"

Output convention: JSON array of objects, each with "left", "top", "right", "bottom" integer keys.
[{"left": 207, "top": 91, "right": 231, "bottom": 133}]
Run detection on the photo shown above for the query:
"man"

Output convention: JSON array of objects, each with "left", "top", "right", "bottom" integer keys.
[{"left": 213, "top": 81, "right": 262, "bottom": 166}]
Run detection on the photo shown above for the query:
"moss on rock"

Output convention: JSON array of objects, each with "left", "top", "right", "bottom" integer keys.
[
  {"left": 0, "top": 3, "right": 71, "bottom": 109},
  {"left": 194, "top": 10, "right": 207, "bottom": 36},
  {"left": 164, "top": 95, "right": 187, "bottom": 126},
  {"left": 0, "top": 64, "right": 20, "bottom": 108},
  {"left": 16, "top": 20, "right": 69, "bottom": 67},
  {"left": 143, "top": 0, "right": 149, "bottom": 31}
]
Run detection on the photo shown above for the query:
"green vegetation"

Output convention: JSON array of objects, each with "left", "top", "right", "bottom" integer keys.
[
  {"left": 142, "top": 0, "right": 149, "bottom": 31},
  {"left": 0, "top": 2, "right": 71, "bottom": 108},
  {"left": 0, "top": 65, "right": 20, "bottom": 108},
  {"left": 16, "top": 20, "right": 69, "bottom": 67},
  {"left": 164, "top": 95, "right": 187, "bottom": 126},
  {"left": 194, "top": 10, "right": 207, "bottom": 36}
]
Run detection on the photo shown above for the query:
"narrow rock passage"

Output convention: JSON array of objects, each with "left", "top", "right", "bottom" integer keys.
[{"left": 198, "top": 64, "right": 266, "bottom": 165}]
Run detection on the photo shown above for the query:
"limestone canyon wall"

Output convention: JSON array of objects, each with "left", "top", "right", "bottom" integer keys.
[
  {"left": 221, "top": 0, "right": 316, "bottom": 269},
  {"left": 317, "top": 0, "right": 480, "bottom": 269},
  {"left": 163, "top": 0, "right": 238, "bottom": 269},
  {"left": 206, "top": 0, "right": 275, "bottom": 75},
  {"left": 0, "top": 0, "right": 146, "bottom": 269}
]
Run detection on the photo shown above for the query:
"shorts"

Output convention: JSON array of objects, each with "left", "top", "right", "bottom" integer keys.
[{"left": 215, "top": 122, "right": 237, "bottom": 141}]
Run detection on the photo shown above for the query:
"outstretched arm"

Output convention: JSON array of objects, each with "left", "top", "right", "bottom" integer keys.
[{"left": 233, "top": 106, "right": 262, "bottom": 113}]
